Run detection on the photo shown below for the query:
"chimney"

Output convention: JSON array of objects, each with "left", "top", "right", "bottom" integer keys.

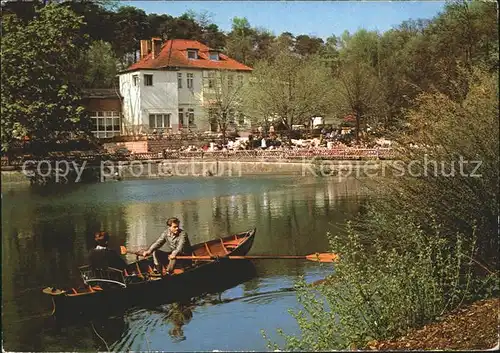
[
  {"left": 152, "top": 37, "right": 162, "bottom": 59},
  {"left": 140, "top": 39, "right": 151, "bottom": 59}
]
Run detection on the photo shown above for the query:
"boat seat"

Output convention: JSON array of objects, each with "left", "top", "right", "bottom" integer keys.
[
  {"left": 79, "top": 266, "right": 127, "bottom": 288},
  {"left": 224, "top": 240, "right": 241, "bottom": 250},
  {"left": 224, "top": 240, "right": 241, "bottom": 247}
]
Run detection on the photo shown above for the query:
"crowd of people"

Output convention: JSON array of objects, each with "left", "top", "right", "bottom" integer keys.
[{"left": 169, "top": 128, "right": 390, "bottom": 153}]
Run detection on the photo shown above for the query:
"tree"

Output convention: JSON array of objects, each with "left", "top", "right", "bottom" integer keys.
[
  {"left": 161, "top": 12, "right": 204, "bottom": 41},
  {"left": 384, "top": 1, "right": 498, "bottom": 109},
  {"left": 225, "top": 17, "right": 255, "bottom": 65},
  {"left": 251, "top": 28, "right": 275, "bottom": 61},
  {"left": 1, "top": 4, "right": 90, "bottom": 151},
  {"left": 145, "top": 13, "right": 173, "bottom": 38},
  {"left": 242, "top": 52, "right": 334, "bottom": 140},
  {"left": 82, "top": 40, "right": 119, "bottom": 88},
  {"left": 112, "top": 6, "right": 149, "bottom": 65},
  {"left": 269, "top": 32, "right": 295, "bottom": 56},
  {"left": 377, "top": 27, "right": 421, "bottom": 130},
  {"left": 430, "top": 0, "right": 497, "bottom": 70},
  {"left": 338, "top": 29, "right": 381, "bottom": 71},
  {"left": 200, "top": 70, "right": 246, "bottom": 144},
  {"left": 294, "top": 35, "right": 324, "bottom": 57},
  {"left": 267, "top": 67, "right": 499, "bottom": 353},
  {"left": 319, "top": 35, "right": 340, "bottom": 74},
  {"left": 333, "top": 62, "right": 386, "bottom": 142},
  {"left": 185, "top": 10, "right": 227, "bottom": 49},
  {"left": 62, "top": 1, "right": 116, "bottom": 44},
  {"left": 0, "top": 0, "right": 39, "bottom": 23},
  {"left": 201, "top": 23, "right": 227, "bottom": 49}
]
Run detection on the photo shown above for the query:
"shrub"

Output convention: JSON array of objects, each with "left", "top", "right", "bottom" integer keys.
[
  {"left": 266, "top": 215, "right": 484, "bottom": 350},
  {"left": 266, "top": 68, "right": 498, "bottom": 350}
]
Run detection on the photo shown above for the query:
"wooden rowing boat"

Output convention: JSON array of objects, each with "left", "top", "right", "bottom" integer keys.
[{"left": 42, "top": 228, "right": 256, "bottom": 319}]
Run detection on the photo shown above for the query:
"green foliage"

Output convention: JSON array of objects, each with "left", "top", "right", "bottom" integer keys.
[
  {"left": 339, "top": 29, "right": 381, "bottom": 69},
  {"left": 267, "top": 68, "right": 498, "bottom": 350},
  {"left": 1, "top": 4, "right": 90, "bottom": 151},
  {"left": 225, "top": 17, "right": 258, "bottom": 65},
  {"left": 241, "top": 53, "right": 335, "bottom": 133},
  {"left": 82, "top": 40, "right": 119, "bottom": 88},
  {"left": 387, "top": 68, "right": 499, "bottom": 266},
  {"left": 267, "top": 214, "right": 486, "bottom": 350},
  {"left": 378, "top": 1, "right": 498, "bottom": 128},
  {"left": 112, "top": 6, "right": 149, "bottom": 65},
  {"left": 294, "top": 35, "right": 324, "bottom": 57},
  {"left": 3, "top": 1, "right": 496, "bottom": 126},
  {"left": 333, "top": 62, "right": 387, "bottom": 142},
  {"left": 318, "top": 35, "right": 340, "bottom": 73},
  {"left": 201, "top": 70, "right": 246, "bottom": 142}
]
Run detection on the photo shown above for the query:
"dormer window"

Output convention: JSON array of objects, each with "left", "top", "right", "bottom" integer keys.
[
  {"left": 209, "top": 51, "right": 219, "bottom": 61},
  {"left": 187, "top": 49, "right": 198, "bottom": 59}
]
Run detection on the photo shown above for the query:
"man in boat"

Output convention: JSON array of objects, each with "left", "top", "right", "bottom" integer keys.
[
  {"left": 88, "top": 231, "right": 127, "bottom": 270},
  {"left": 142, "top": 217, "right": 192, "bottom": 275}
]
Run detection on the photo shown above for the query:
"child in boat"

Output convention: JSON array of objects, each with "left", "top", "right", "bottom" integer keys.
[
  {"left": 142, "top": 217, "right": 192, "bottom": 275},
  {"left": 88, "top": 231, "right": 127, "bottom": 270}
]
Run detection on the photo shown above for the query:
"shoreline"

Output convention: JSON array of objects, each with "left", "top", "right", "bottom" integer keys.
[{"left": 1, "top": 159, "right": 394, "bottom": 186}]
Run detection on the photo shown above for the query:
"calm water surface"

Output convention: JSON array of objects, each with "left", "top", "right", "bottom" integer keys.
[{"left": 2, "top": 176, "right": 368, "bottom": 351}]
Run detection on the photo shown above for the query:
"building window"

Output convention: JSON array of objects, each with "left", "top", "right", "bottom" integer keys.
[
  {"left": 237, "top": 75, "right": 244, "bottom": 86},
  {"left": 133, "top": 75, "right": 139, "bottom": 86},
  {"left": 207, "top": 72, "right": 215, "bottom": 89},
  {"left": 144, "top": 74, "right": 153, "bottom": 86},
  {"left": 188, "top": 108, "right": 195, "bottom": 126},
  {"left": 209, "top": 51, "right": 219, "bottom": 61},
  {"left": 187, "top": 50, "right": 198, "bottom": 59},
  {"left": 228, "top": 75, "right": 234, "bottom": 89},
  {"left": 178, "top": 108, "right": 184, "bottom": 127},
  {"left": 187, "top": 73, "right": 194, "bottom": 89},
  {"left": 177, "top": 73, "right": 182, "bottom": 88},
  {"left": 149, "top": 114, "right": 170, "bottom": 130},
  {"left": 90, "top": 111, "right": 121, "bottom": 138}
]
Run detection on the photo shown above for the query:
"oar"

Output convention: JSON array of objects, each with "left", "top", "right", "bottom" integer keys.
[
  {"left": 175, "top": 253, "right": 339, "bottom": 263},
  {"left": 120, "top": 246, "right": 338, "bottom": 263},
  {"left": 120, "top": 246, "right": 143, "bottom": 256}
]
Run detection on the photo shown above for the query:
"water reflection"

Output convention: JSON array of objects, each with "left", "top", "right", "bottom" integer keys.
[
  {"left": 167, "top": 302, "right": 193, "bottom": 341},
  {"left": 121, "top": 177, "right": 367, "bottom": 254},
  {"left": 111, "top": 302, "right": 194, "bottom": 349},
  {"left": 88, "top": 316, "right": 128, "bottom": 351},
  {"left": 150, "top": 301, "right": 194, "bottom": 342},
  {"left": 1, "top": 176, "right": 368, "bottom": 351}
]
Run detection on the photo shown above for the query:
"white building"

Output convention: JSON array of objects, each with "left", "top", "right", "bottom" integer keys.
[{"left": 118, "top": 38, "right": 253, "bottom": 135}]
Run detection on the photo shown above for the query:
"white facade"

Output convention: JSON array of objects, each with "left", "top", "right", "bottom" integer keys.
[
  {"left": 119, "top": 68, "right": 251, "bottom": 134},
  {"left": 119, "top": 70, "right": 179, "bottom": 134}
]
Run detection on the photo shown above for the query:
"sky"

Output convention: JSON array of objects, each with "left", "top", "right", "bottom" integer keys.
[{"left": 121, "top": 1, "right": 447, "bottom": 39}]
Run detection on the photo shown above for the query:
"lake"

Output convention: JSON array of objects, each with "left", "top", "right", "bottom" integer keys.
[{"left": 1, "top": 176, "right": 368, "bottom": 351}]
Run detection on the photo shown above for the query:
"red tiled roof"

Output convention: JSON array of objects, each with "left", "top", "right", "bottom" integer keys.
[{"left": 124, "top": 39, "right": 253, "bottom": 72}]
